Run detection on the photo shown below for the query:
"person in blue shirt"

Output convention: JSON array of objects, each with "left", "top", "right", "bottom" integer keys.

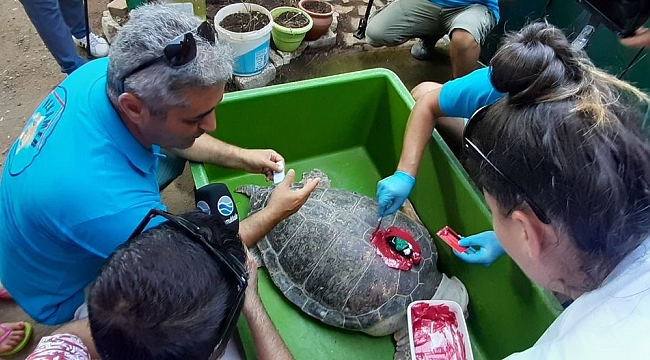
[
  {"left": 376, "top": 65, "right": 505, "bottom": 266},
  {"left": 375, "top": 66, "right": 502, "bottom": 216},
  {"left": 364, "top": 0, "right": 499, "bottom": 78},
  {"left": 0, "top": 4, "right": 318, "bottom": 326}
]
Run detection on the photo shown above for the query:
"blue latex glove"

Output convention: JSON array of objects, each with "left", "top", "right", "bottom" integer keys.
[
  {"left": 453, "top": 231, "right": 505, "bottom": 267},
  {"left": 376, "top": 171, "right": 416, "bottom": 217}
]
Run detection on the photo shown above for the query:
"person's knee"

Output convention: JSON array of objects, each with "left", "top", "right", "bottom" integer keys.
[
  {"left": 365, "top": 20, "right": 389, "bottom": 46},
  {"left": 450, "top": 29, "right": 479, "bottom": 53},
  {"left": 365, "top": 17, "right": 403, "bottom": 46},
  {"left": 411, "top": 82, "right": 442, "bottom": 100}
]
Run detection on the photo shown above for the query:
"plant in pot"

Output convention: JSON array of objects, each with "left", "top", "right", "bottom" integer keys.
[
  {"left": 270, "top": 6, "right": 313, "bottom": 52},
  {"left": 214, "top": 3, "right": 273, "bottom": 76},
  {"left": 298, "top": 0, "right": 334, "bottom": 41}
]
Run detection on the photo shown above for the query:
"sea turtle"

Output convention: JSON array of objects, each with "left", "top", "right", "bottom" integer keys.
[{"left": 236, "top": 169, "right": 468, "bottom": 346}]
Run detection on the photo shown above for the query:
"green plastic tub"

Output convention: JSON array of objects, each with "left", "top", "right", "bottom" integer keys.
[{"left": 191, "top": 68, "right": 563, "bottom": 360}]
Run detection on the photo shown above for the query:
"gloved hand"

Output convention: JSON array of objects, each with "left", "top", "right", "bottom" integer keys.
[
  {"left": 453, "top": 231, "right": 505, "bottom": 267},
  {"left": 376, "top": 171, "right": 415, "bottom": 217}
]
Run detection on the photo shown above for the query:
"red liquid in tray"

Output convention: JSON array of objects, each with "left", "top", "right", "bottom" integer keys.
[{"left": 411, "top": 303, "right": 467, "bottom": 360}]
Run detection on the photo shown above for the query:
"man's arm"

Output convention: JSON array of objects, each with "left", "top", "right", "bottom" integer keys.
[
  {"left": 170, "top": 134, "right": 283, "bottom": 181},
  {"left": 620, "top": 27, "right": 650, "bottom": 48},
  {"left": 242, "top": 250, "right": 293, "bottom": 360},
  {"left": 238, "top": 169, "right": 319, "bottom": 247}
]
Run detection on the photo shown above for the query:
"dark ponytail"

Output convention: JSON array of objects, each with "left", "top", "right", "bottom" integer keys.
[
  {"left": 464, "top": 22, "right": 650, "bottom": 293},
  {"left": 490, "top": 22, "right": 583, "bottom": 105}
]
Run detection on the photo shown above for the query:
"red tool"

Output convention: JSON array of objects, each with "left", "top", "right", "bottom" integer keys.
[{"left": 436, "top": 226, "right": 469, "bottom": 253}]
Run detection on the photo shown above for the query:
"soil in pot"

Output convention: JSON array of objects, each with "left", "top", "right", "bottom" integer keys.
[
  {"left": 220, "top": 11, "right": 270, "bottom": 32},
  {"left": 302, "top": 1, "right": 330, "bottom": 13},
  {"left": 274, "top": 11, "right": 310, "bottom": 28}
]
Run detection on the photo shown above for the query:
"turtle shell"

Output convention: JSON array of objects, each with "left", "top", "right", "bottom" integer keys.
[{"left": 237, "top": 175, "right": 441, "bottom": 336}]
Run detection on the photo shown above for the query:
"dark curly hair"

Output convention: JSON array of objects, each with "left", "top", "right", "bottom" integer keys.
[{"left": 88, "top": 210, "right": 245, "bottom": 360}]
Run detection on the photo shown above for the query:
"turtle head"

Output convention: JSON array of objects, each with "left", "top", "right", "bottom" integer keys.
[
  {"left": 235, "top": 184, "right": 263, "bottom": 198},
  {"left": 235, "top": 184, "right": 275, "bottom": 213}
]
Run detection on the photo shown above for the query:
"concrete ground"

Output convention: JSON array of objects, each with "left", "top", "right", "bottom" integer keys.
[{"left": 0, "top": 0, "right": 455, "bottom": 358}]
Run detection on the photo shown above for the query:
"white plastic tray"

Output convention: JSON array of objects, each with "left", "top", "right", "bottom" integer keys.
[{"left": 407, "top": 300, "right": 473, "bottom": 360}]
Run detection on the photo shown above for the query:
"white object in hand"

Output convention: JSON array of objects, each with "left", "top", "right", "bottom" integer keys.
[{"left": 273, "top": 161, "right": 285, "bottom": 184}]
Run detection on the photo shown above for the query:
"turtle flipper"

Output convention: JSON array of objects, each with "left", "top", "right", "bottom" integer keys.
[{"left": 393, "top": 325, "right": 412, "bottom": 360}]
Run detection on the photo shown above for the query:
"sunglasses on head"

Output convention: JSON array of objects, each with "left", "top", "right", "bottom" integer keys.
[
  {"left": 463, "top": 105, "right": 550, "bottom": 224},
  {"left": 118, "top": 21, "right": 217, "bottom": 94},
  {"left": 129, "top": 208, "right": 248, "bottom": 360}
]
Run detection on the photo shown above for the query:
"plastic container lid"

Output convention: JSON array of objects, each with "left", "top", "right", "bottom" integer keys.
[{"left": 407, "top": 300, "right": 473, "bottom": 360}]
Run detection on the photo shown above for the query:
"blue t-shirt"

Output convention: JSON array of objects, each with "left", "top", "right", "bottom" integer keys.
[
  {"left": 431, "top": 0, "right": 500, "bottom": 22},
  {"left": 438, "top": 67, "right": 504, "bottom": 119},
  {"left": 0, "top": 58, "right": 166, "bottom": 325}
]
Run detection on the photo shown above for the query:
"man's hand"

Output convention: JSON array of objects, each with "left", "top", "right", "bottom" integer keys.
[
  {"left": 238, "top": 169, "right": 319, "bottom": 247},
  {"left": 239, "top": 149, "right": 284, "bottom": 181},
  {"left": 620, "top": 27, "right": 650, "bottom": 48},
  {"left": 376, "top": 171, "right": 415, "bottom": 217},
  {"left": 453, "top": 231, "right": 505, "bottom": 266},
  {"left": 266, "top": 169, "right": 320, "bottom": 219}
]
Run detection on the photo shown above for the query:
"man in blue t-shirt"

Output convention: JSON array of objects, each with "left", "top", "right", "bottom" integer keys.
[
  {"left": 365, "top": 0, "right": 499, "bottom": 78},
  {"left": 0, "top": 4, "right": 318, "bottom": 326}
]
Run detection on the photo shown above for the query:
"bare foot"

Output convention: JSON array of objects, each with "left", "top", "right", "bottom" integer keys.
[
  {"left": 0, "top": 285, "right": 12, "bottom": 300},
  {"left": 0, "top": 322, "right": 27, "bottom": 353}
]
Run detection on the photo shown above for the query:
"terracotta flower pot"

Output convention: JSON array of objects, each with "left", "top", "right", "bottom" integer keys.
[{"left": 298, "top": 0, "right": 334, "bottom": 41}]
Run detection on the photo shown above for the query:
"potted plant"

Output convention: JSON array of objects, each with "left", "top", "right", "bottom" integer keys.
[
  {"left": 298, "top": 0, "right": 334, "bottom": 41},
  {"left": 214, "top": 3, "right": 273, "bottom": 76},
  {"left": 270, "top": 6, "right": 313, "bottom": 52}
]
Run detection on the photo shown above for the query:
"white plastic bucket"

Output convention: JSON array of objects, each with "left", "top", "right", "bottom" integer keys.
[{"left": 214, "top": 3, "right": 273, "bottom": 76}]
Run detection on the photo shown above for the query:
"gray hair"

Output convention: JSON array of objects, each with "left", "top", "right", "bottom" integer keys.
[{"left": 107, "top": 4, "right": 233, "bottom": 117}]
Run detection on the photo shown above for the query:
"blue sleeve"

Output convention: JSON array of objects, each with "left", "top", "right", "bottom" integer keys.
[{"left": 438, "top": 67, "right": 504, "bottom": 119}]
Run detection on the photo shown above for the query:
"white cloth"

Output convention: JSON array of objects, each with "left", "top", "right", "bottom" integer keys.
[
  {"left": 26, "top": 334, "right": 91, "bottom": 360},
  {"left": 506, "top": 236, "right": 650, "bottom": 359},
  {"left": 25, "top": 330, "right": 246, "bottom": 360}
]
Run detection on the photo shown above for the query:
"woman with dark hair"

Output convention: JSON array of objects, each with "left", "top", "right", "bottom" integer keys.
[{"left": 460, "top": 23, "right": 650, "bottom": 358}]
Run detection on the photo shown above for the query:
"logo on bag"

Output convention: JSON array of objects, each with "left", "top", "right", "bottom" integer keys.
[{"left": 217, "top": 196, "right": 234, "bottom": 216}]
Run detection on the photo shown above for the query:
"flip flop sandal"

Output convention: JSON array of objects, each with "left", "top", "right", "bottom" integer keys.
[
  {"left": 0, "top": 322, "right": 33, "bottom": 356},
  {"left": 0, "top": 289, "right": 12, "bottom": 300}
]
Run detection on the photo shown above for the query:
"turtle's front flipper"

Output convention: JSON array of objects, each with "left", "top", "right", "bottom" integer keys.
[{"left": 393, "top": 325, "right": 412, "bottom": 360}]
